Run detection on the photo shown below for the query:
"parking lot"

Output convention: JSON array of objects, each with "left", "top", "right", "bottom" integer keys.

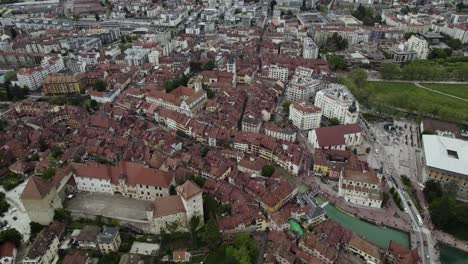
[
  {"left": 65, "top": 193, "right": 151, "bottom": 221},
  {"left": 0, "top": 181, "right": 31, "bottom": 242}
]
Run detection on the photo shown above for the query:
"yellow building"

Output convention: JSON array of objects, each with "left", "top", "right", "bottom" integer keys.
[{"left": 42, "top": 73, "right": 84, "bottom": 95}]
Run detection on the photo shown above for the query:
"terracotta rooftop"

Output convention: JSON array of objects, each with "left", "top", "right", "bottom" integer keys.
[
  {"left": 314, "top": 124, "right": 362, "bottom": 147},
  {"left": 20, "top": 176, "right": 53, "bottom": 200},
  {"left": 176, "top": 180, "right": 202, "bottom": 200},
  {"left": 151, "top": 195, "right": 185, "bottom": 218}
]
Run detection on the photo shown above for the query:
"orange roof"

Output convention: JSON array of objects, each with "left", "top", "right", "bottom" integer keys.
[
  {"left": 152, "top": 195, "right": 185, "bottom": 218},
  {"left": 176, "top": 181, "right": 202, "bottom": 200},
  {"left": 20, "top": 176, "right": 53, "bottom": 200}
]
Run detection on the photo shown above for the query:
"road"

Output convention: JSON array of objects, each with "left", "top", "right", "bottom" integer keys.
[{"left": 360, "top": 116, "right": 438, "bottom": 263}]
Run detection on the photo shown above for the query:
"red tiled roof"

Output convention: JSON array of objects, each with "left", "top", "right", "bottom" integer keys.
[
  {"left": 151, "top": 195, "right": 185, "bottom": 218},
  {"left": 314, "top": 124, "right": 362, "bottom": 147},
  {"left": 0, "top": 241, "right": 14, "bottom": 257},
  {"left": 176, "top": 181, "right": 202, "bottom": 200},
  {"left": 20, "top": 176, "right": 53, "bottom": 200}
]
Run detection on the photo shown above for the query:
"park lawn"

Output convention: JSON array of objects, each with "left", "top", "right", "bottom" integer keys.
[
  {"left": 367, "top": 82, "right": 468, "bottom": 123},
  {"left": 422, "top": 83, "right": 468, "bottom": 100}
]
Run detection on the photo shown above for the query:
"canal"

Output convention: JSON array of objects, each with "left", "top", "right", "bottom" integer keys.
[
  {"left": 440, "top": 244, "right": 468, "bottom": 264},
  {"left": 316, "top": 196, "right": 410, "bottom": 249}
]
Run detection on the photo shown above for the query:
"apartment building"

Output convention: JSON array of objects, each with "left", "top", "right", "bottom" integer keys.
[
  {"left": 407, "top": 35, "right": 429, "bottom": 59},
  {"left": 338, "top": 168, "right": 382, "bottom": 208},
  {"left": 303, "top": 37, "right": 319, "bottom": 59},
  {"left": 268, "top": 64, "right": 289, "bottom": 82},
  {"left": 97, "top": 227, "right": 121, "bottom": 254},
  {"left": 42, "top": 73, "right": 84, "bottom": 95},
  {"left": 289, "top": 101, "right": 322, "bottom": 130},
  {"left": 23, "top": 222, "right": 65, "bottom": 264},
  {"left": 314, "top": 84, "right": 359, "bottom": 124}
]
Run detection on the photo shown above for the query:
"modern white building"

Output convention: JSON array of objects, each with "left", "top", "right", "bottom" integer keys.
[
  {"left": 407, "top": 35, "right": 429, "bottom": 59},
  {"left": 285, "top": 73, "right": 321, "bottom": 102},
  {"left": 303, "top": 37, "right": 319, "bottom": 59},
  {"left": 289, "top": 101, "right": 322, "bottom": 130},
  {"left": 15, "top": 55, "right": 65, "bottom": 90},
  {"left": 308, "top": 124, "right": 362, "bottom": 150},
  {"left": 124, "top": 48, "right": 150, "bottom": 66},
  {"left": 422, "top": 135, "right": 468, "bottom": 199},
  {"left": 314, "top": 84, "right": 359, "bottom": 124},
  {"left": 338, "top": 169, "right": 382, "bottom": 208},
  {"left": 268, "top": 64, "right": 289, "bottom": 82}
]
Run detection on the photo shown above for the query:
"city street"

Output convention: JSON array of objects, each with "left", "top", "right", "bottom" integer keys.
[{"left": 360, "top": 115, "right": 439, "bottom": 264}]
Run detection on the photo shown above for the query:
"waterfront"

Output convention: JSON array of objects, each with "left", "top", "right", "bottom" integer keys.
[
  {"left": 316, "top": 196, "right": 410, "bottom": 248},
  {"left": 440, "top": 244, "right": 468, "bottom": 264}
]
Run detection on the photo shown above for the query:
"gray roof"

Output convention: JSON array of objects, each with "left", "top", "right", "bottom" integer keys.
[{"left": 97, "top": 226, "right": 119, "bottom": 244}]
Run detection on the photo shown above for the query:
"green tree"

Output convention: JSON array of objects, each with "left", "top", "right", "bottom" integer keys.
[
  {"left": 4, "top": 71, "right": 16, "bottom": 82},
  {"left": 93, "top": 79, "right": 106, "bottom": 92},
  {"left": 226, "top": 233, "right": 258, "bottom": 264},
  {"left": 203, "top": 60, "right": 215, "bottom": 70},
  {"left": 41, "top": 167, "right": 56, "bottom": 180},
  {"left": 191, "top": 175, "right": 206, "bottom": 188},
  {"left": 50, "top": 145, "right": 63, "bottom": 159},
  {"left": 348, "top": 68, "right": 368, "bottom": 88},
  {"left": 328, "top": 55, "right": 346, "bottom": 70},
  {"left": 282, "top": 101, "right": 291, "bottom": 113},
  {"left": 261, "top": 165, "right": 275, "bottom": 177},
  {"left": 54, "top": 209, "right": 72, "bottom": 223},
  {"left": 201, "top": 217, "right": 221, "bottom": 250},
  {"left": 169, "top": 185, "right": 177, "bottom": 195},
  {"left": 423, "top": 180, "right": 444, "bottom": 203},
  {"left": 430, "top": 195, "right": 456, "bottom": 229},
  {"left": 329, "top": 117, "right": 340, "bottom": 126},
  {"left": 89, "top": 99, "right": 99, "bottom": 111},
  {"left": 0, "top": 228, "right": 23, "bottom": 247},
  {"left": 200, "top": 146, "right": 209, "bottom": 157},
  {"left": 444, "top": 180, "right": 459, "bottom": 199},
  {"left": 379, "top": 63, "right": 401, "bottom": 79}
]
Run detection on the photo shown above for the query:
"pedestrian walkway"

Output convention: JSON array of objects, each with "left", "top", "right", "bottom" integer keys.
[{"left": 414, "top": 82, "right": 468, "bottom": 102}]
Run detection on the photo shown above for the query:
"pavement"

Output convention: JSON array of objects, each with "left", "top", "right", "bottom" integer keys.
[
  {"left": 64, "top": 193, "right": 151, "bottom": 221},
  {"left": 360, "top": 116, "right": 440, "bottom": 264},
  {"left": 0, "top": 181, "right": 31, "bottom": 242}
]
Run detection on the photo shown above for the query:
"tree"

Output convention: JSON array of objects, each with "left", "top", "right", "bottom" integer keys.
[
  {"left": 329, "top": 117, "right": 340, "bottom": 126},
  {"left": 41, "top": 167, "right": 56, "bottom": 181},
  {"left": 328, "top": 55, "right": 346, "bottom": 70},
  {"left": 169, "top": 185, "right": 177, "bottom": 195},
  {"left": 379, "top": 63, "right": 401, "bottom": 79},
  {"left": 4, "top": 71, "right": 16, "bottom": 82},
  {"left": 348, "top": 68, "right": 368, "bottom": 88},
  {"left": 444, "top": 180, "right": 459, "bottom": 199},
  {"left": 226, "top": 233, "right": 258, "bottom": 264},
  {"left": 0, "top": 229, "right": 23, "bottom": 247},
  {"left": 30, "top": 222, "right": 45, "bottom": 239},
  {"left": 282, "top": 101, "right": 291, "bottom": 113},
  {"left": 430, "top": 195, "right": 456, "bottom": 229},
  {"left": 200, "top": 146, "right": 209, "bottom": 157},
  {"left": 261, "top": 165, "right": 275, "bottom": 177},
  {"left": 423, "top": 180, "right": 444, "bottom": 203},
  {"left": 95, "top": 13, "right": 100, "bottom": 21},
  {"left": 191, "top": 175, "right": 205, "bottom": 188},
  {"left": 404, "top": 32, "right": 416, "bottom": 40},
  {"left": 89, "top": 99, "right": 99, "bottom": 111},
  {"left": 93, "top": 79, "right": 106, "bottom": 92},
  {"left": 50, "top": 145, "right": 63, "bottom": 159},
  {"left": 201, "top": 217, "right": 221, "bottom": 250},
  {"left": 203, "top": 60, "right": 215, "bottom": 70},
  {"left": 54, "top": 209, "right": 72, "bottom": 223}
]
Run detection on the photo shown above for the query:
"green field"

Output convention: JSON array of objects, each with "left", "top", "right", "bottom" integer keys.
[
  {"left": 365, "top": 82, "right": 468, "bottom": 123},
  {"left": 422, "top": 83, "right": 468, "bottom": 100}
]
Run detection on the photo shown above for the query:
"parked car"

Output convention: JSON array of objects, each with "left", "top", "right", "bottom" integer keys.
[{"left": 423, "top": 241, "right": 428, "bottom": 247}]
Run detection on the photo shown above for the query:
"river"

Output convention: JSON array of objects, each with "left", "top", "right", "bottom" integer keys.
[
  {"left": 440, "top": 244, "right": 468, "bottom": 264},
  {"left": 316, "top": 196, "right": 410, "bottom": 249}
]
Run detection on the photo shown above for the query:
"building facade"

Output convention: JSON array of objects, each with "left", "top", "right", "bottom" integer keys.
[
  {"left": 314, "top": 84, "right": 359, "bottom": 124},
  {"left": 289, "top": 101, "right": 322, "bottom": 130},
  {"left": 42, "top": 73, "right": 84, "bottom": 95}
]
